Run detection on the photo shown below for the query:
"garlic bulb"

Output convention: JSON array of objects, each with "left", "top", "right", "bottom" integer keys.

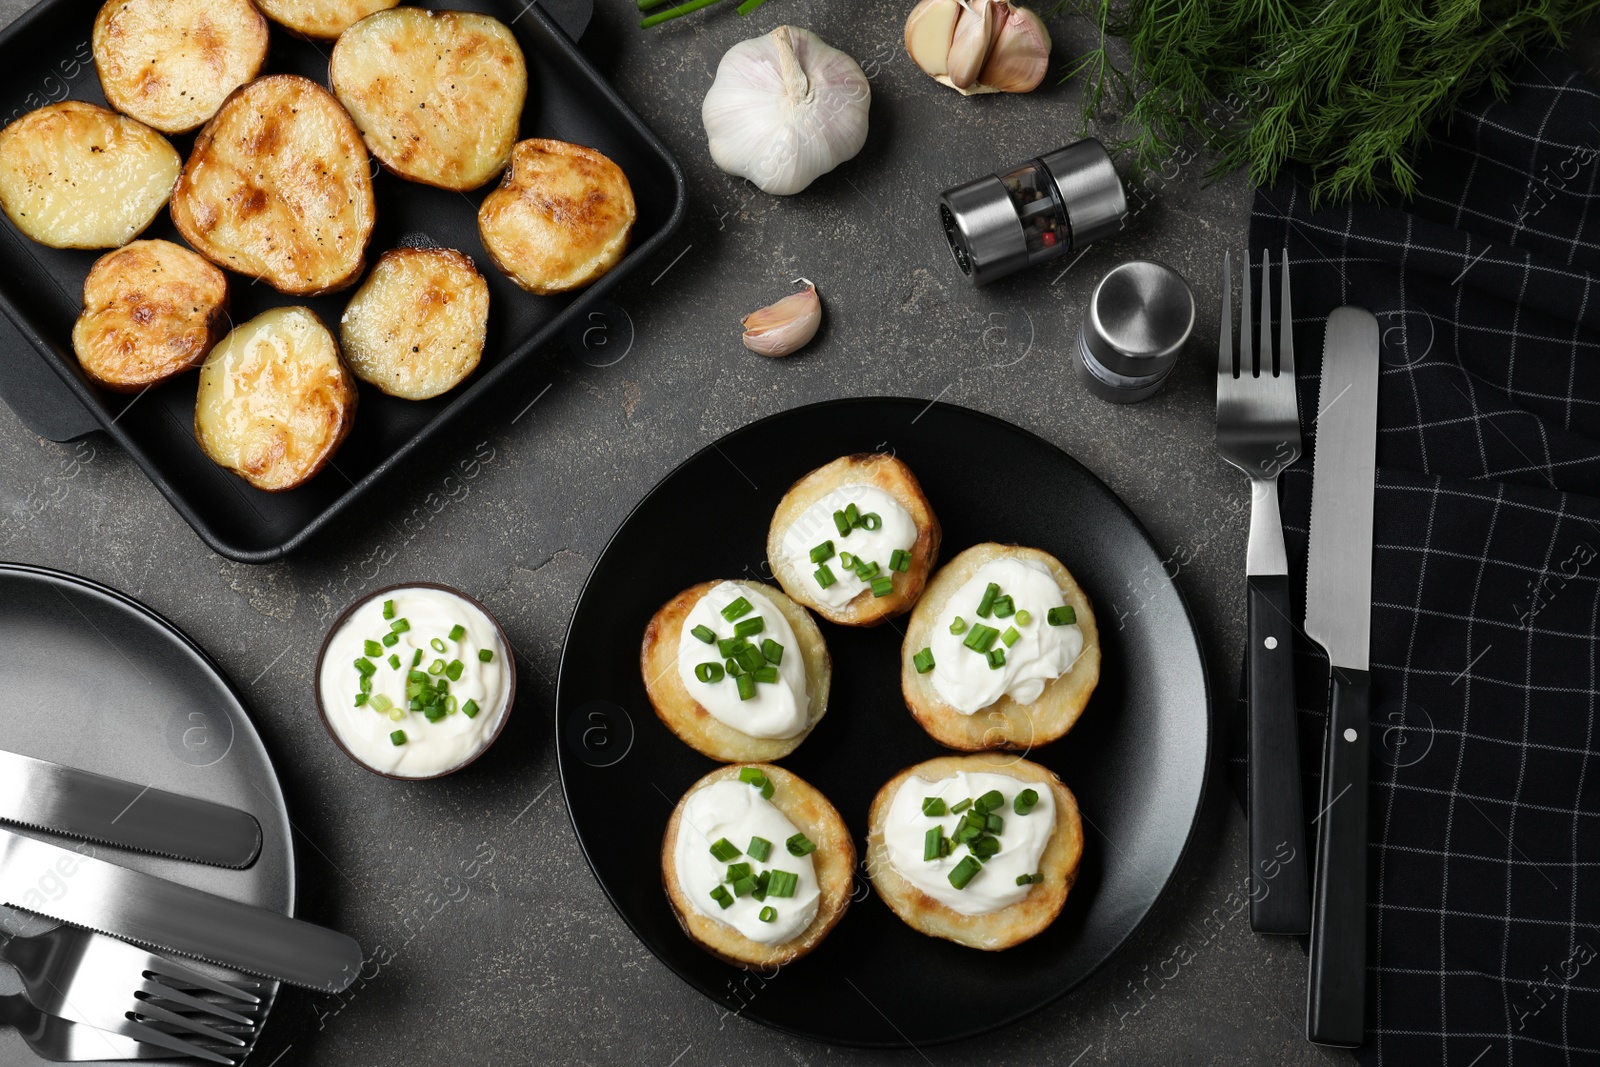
[
  {"left": 905, "top": 0, "right": 1051, "bottom": 95},
  {"left": 742, "top": 280, "right": 822, "bottom": 357},
  {"left": 702, "top": 26, "right": 871, "bottom": 196}
]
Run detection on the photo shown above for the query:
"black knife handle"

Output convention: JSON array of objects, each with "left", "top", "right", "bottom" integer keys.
[
  {"left": 1247, "top": 574, "right": 1310, "bottom": 934},
  {"left": 1307, "top": 667, "right": 1372, "bottom": 1047}
]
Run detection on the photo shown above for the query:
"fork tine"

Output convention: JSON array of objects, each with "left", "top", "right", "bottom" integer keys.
[
  {"left": 1241, "top": 248, "right": 1254, "bottom": 377},
  {"left": 130, "top": 998, "right": 250, "bottom": 1047},
  {"left": 141, "top": 956, "right": 262, "bottom": 1006},
  {"left": 1219, "top": 250, "right": 1233, "bottom": 378},
  {"left": 1279, "top": 247, "right": 1295, "bottom": 377},
  {"left": 1258, "top": 248, "right": 1272, "bottom": 377},
  {"left": 138, "top": 978, "right": 257, "bottom": 1025},
  {"left": 116, "top": 1019, "right": 238, "bottom": 1066}
]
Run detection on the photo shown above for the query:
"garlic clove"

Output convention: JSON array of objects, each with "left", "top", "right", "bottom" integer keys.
[
  {"left": 741, "top": 283, "right": 822, "bottom": 358},
  {"left": 945, "top": 0, "right": 993, "bottom": 91},
  {"left": 905, "top": 0, "right": 961, "bottom": 79},
  {"left": 977, "top": 2, "right": 1051, "bottom": 93}
]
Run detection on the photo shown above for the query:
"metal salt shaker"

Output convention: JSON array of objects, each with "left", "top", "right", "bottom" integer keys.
[{"left": 1077, "top": 260, "right": 1194, "bottom": 403}]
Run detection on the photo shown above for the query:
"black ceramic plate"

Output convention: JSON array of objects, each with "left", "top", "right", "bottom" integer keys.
[
  {"left": 555, "top": 398, "right": 1211, "bottom": 1047},
  {"left": 0, "top": 563, "right": 295, "bottom": 1066}
]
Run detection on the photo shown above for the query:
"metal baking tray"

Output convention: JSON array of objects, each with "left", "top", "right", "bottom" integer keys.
[{"left": 0, "top": 0, "right": 684, "bottom": 562}]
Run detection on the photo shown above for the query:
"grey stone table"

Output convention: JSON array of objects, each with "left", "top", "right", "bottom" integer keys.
[{"left": 0, "top": 0, "right": 1375, "bottom": 1063}]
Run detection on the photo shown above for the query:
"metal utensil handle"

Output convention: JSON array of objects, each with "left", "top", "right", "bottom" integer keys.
[
  {"left": 1247, "top": 573, "right": 1310, "bottom": 933},
  {"left": 1307, "top": 667, "right": 1371, "bottom": 1046}
]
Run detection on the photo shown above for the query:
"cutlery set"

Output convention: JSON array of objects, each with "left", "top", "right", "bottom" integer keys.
[
  {"left": 1216, "top": 251, "right": 1379, "bottom": 1047},
  {"left": 0, "top": 752, "right": 361, "bottom": 1062}
]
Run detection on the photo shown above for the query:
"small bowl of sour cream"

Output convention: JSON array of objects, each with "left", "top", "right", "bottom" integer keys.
[{"left": 315, "top": 583, "right": 515, "bottom": 779}]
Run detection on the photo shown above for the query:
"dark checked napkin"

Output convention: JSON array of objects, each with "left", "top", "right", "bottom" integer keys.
[{"left": 1230, "top": 50, "right": 1600, "bottom": 1065}]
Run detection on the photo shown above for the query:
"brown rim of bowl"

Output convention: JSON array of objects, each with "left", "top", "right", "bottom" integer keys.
[{"left": 313, "top": 581, "right": 517, "bottom": 781}]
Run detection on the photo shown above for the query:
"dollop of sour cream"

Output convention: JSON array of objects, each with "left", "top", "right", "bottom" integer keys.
[
  {"left": 929, "top": 558, "right": 1083, "bottom": 714},
  {"left": 778, "top": 485, "right": 916, "bottom": 609},
  {"left": 884, "top": 771, "right": 1055, "bottom": 916},
  {"left": 677, "top": 581, "right": 809, "bottom": 739},
  {"left": 320, "top": 587, "right": 510, "bottom": 778},
  {"left": 675, "top": 779, "right": 821, "bottom": 943}
]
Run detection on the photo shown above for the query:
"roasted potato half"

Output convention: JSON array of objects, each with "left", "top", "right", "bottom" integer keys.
[
  {"left": 331, "top": 9, "right": 527, "bottom": 191},
  {"left": 902, "top": 543, "right": 1101, "bottom": 751},
  {"left": 663, "top": 763, "right": 855, "bottom": 967},
  {"left": 867, "top": 754, "right": 1083, "bottom": 951},
  {"left": 767, "top": 453, "right": 941, "bottom": 627},
  {"left": 92, "top": 0, "right": 269, "bottom": 134},
  {"left": 72, "top": 239, "right": 229, "bottom": 393},
  {"left": 253, "top": 0, "right": 398, "bottom": 40},
  {"left": 478, "top": 139, "right": 636, "bottom": 295},
  {"left": 339, "top": 248, "right": 489, "bottom": 400},
  {"left": 171, "top": 75, "right": 376, "bottom": 296},
  {"left": 195, "top": 306, "right": 356, "bottom": 492},
  {"left": 641, "top": 580, "right": 831, "bottom": 763},
  {"left": 0, "top": 101, "right": 178, "bottom": 249}
]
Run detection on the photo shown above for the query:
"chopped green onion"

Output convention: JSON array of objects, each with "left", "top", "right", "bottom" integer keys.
[
  {"left": 739, "top": 766, "right": 765, "bottom": 785},
  {"left": 986, "top": 647, "right": 1007, "bottom": 669},
  {"left": 388, "top": 708, "right": 406, "bottom": 722},
  {"left": 710, "top": 886, "right": 734, "bottom": 909},
  {"left": 447, "top": 696, "right": 459, "bottom": 714},
  {"left": 924, "top": 825, "right": 944, "bottom": 861},
  {"left": 748, "top": 836, "right": 773, "bottom": 862},
  {"left": 871, "top": 575, "right": 894, "bottom": 598},
  {"left": 922, "top": 797, "right": 947, "bottom": 817},
  {"left": 721, "top": 597, "right": 753, "bottom": 621},
  {"left": 969, "top": 834, "right": 1001, "bottom": 859},
  {"left": 963, "top": 624, "right": 1000, "bottom": 653},
  {"left": 833, "top": 510, "right": 851, "bottom": 536},
  {"left": 810, "top": 541, "right": 834, "bottom": 564},
  {"left": 1014, "top": 788, "right": 1039, "bottom": 815},
  {"left": 760, "top": 639, "right": 784, "bottom": 664},
  {"left": 814, "top": 564, "right": 836, "bottom": 589},
  {"left": 839, "top": 551, "right": 856, "bottom": 569},
  {"left": 889, "top": 548, "right": 910, "bottom": 572},
  {"left": 354, "top": 657, "right": 377, "bottom": 675},
  {"left": 463, "top": 699, "right": 480, "bottom": 718},
  {"left": 388, "top": 653, "right": 401, "bottom": 670},
  {"left": 735, "top": 645, "right": 765, "bottom": 672},
  {"left": 1002, "top": 626, "right": 1021, "bottom": 647},
  {"left": 948, "top": 856, "right": 982, "bottom": 889},
  {"left": 786, "top": 833, "right": 816, "bottom": 857},
  {"left": 844, "top": 502, "right": 861, "bottom": 527},
  {"left": 391, "top": 618, "right": 411, "bottom": 633},
  {"left": 412, "top": 649, "right": 424, "bottom": 667},
  {"left": 752, "top": 870, "right": 771, "bottom": 901},
  {"left": 854, "top": 557, "right": 880, "bottom": 580},
  {"left": 382, "top": 631, "right": 400, "bottom": 647},
  {"left": 429, "top": 658, "right": 446, "bottom": 675},
  {"left": 950, "top": 798, "right": 973, "bottom": 814},
  {"left": 913, "top": 647, "right": 936, "bottom": 674},
  {"left": 370, "top": 694, "right": 394, "bottom": 714},
  {"left": 974, "top": 790, "right": 1005, "bottom": 814},
  {"left": 860, "top": 512, "right": 882, "bottom": 531},
  {"left": 709, "top": 838, "right": 741, "bottom": 862},
  {"left": 725, "top": 861, "right": 753, "bottom": 883},
  {"left": 991, "top": 595, "right": 1015, "bottom": 618},
  {"left": 732, "top": 876, "right": 759, "bottom": 898},
  {"left": 949, "top": 616, "right": 968, "bottom": 635},
  {"left": 718, "top": 637, "right": 741, "bottom": 658},
  {"left": 953, "top": 817, "right": 984, "bottom": 844},
  {"left": 449, "top": 624, "right": 466, "bottom": 641},
  {"left": 691, "top": 624, "right": 717, "bottom": 645},
  {"left": 695, "top": 662, "right": 725, "bottom": 684},
  {"left": 986, "top": 813, "right": 1004, "bottom": 834},
  {"left": 383, "top": 599, "right": 395, "bottom": 619},
  {"left": 766, "top": 869, "right": 799, "bottom": 897},
  {"left": 753, "top": 665, "right": 778, "bottom": 684},
  {"left": 354, "top": 692, "right": 368, "bottom": 707},
  {"left": 363, "top": 639, "right": 382, "bottom": 657},
  {"left": 733, "top": 616, "right": 764, "bottom": 638},
  {"left": 736, "top": 673, "right": 756, "bottom": 700},
  {"left": 478, "top": 649, "right": 494, "bottom": 662},
  {"left": 725, "top": 657, "right": 742, "bottom": 677},
  {"left": 445, "top": 659, "right": 464, "bottom": 681},
  {"left": 390, "top": 730, "right": 406, "bottom": 746},
  {"left": 1048, "top": 605, "right": 1077, "bottom": 626},
  {"left": 1015, "top": 609, "right": 1033, "bottom": 626},
  {"left": 428, "top": 637, "right": 444, "bottom": 653},
  {"left": 976, "top": 583, "right": 1000, "bottom": 618},
  {"left": 754, "top": 905, "right": 775, "bottom": 923},
  {"left": 1016, "top": 873, "right": 1043, "bottom": 886},
  {"left": 424, "top": 705, "right": 446, "bottom": 723}
]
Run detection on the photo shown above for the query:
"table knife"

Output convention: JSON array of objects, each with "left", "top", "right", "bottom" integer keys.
[
  {"left": 0, "top": 828, "right": 360, "bottom": 992},
  {"left": 1303, "top": 306, "right": 1380, "bottom": 1047},
  {"left": 0, "top": 749, "right": 261, "bottom": 869}
]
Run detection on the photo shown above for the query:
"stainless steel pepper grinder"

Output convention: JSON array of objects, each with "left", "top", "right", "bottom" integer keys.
[
  {"left": 1077, "top": 260, "right": 1195, "bottom": 403},
  {"left": 938, "top": 139, "right": 1127, "bottom": 286}
]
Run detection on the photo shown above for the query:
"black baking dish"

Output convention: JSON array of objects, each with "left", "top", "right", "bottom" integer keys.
[{"left": 0, "top": 0, "right": 684, "bottom": 562}]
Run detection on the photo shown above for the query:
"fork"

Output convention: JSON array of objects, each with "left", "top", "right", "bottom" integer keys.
[
  {"left": 3, "top": 993, "right": 177, "bottom": 1061},
  {"left": 0, "top": 924, "right": 267, "bottom": 1065},
  {"left": 1217, "top": 248, "right": 1311, "bottom": 935}
]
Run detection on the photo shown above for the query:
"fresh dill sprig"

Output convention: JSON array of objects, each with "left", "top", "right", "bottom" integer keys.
[{"left": 1054, "top": 0, "right": 1600, "bottom": 203}]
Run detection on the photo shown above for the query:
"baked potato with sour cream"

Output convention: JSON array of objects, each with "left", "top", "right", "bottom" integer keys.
[
  {"left": 92, "top": 0, "right": 269, "bottom": 134},
  {"left": 331, "top": 8, "right": 527, "bottom": 192},
  {"left": 339, "top": 248, "right": 489, "bottom": 400},
  {"left": 194, "top": 306, "right": 356, "bottom": 491},
  {"left": 0, "top": 101, "right": 178, "bottom": 249},
  {"left": 866, "top": 753, "right": 1082, "bottom": 951},
  {"left": 767, "top": 453, "right": 941, "bottom": 627},
  {"left": 477, "top": 138, "right": 636, "bottom": 295},
  {"left": 253, "top": 0, "right": 398, "bottom": 40},
  {"left": 72, "top": 239, "right": 228, "bottom": 392},
  {"left": 641, "top": 580, "right": 831, "bottom": 762},
  {"left": 170, "top": 75, "right": 375, "bottom": 296},
  {"left": 902, "top": 543, "right": 1100, "bottom": 751},
  {"left": 663, "top": 763, "right": 855, "bottom": 967}
]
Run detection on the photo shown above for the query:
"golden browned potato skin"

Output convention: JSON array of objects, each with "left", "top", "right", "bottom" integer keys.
[
  {"left": 253, "top": 0, "right": 398, "bottom": 39},
  {"left": 766, "top": 453, "right": 941, "bottom": 626},
  {"left": 331, "top": 9, "right": 527, "bottom": 191},
  {"left": 662, "top": 763, "right": 855, "bottom": 967},
  {"left": 194, "top": 306, "right": 356, "bottom": 491},
  {"left": 72, "top": 239, "right": 228, "bottom": 392},
  {"left": 866, "top": 753, "right": 1083, "bottom": 950},
  {"left": 92, "top": 0, "right": 269, "bottom": 134},
  {"left": 0, "top": 100, "right": 179, "bottom": 249},
  {"left": 641, "top": 580, "right": 831, "bottom": 762},
  {"left": 477, "top": 138, "right": 636, "bottom": 295},
  {"left": 902, "top": 543, "right": 1101, "bottom": 751},
  {"left": 170, "top": 75, "right": 376, "bottom": 296},
  {"left": 339, "top": 247, "right": 489, "bottom": 400}
]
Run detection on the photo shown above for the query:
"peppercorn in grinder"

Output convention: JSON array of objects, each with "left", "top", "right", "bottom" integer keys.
[{"left": 938, "top": 139, "right": 1127, "bottom": 286}]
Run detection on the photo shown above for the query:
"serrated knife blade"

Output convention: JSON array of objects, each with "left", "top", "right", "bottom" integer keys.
[
  {"left": 0, "top": 829, "right": 360, "bottom": 992},
  {"left": 0, "top": 750, "right": 262, "bottom": 869}
]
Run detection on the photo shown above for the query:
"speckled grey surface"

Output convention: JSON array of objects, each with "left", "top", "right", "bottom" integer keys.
[{"left": 0, "top": 0, "right": 1387, "bottom": 1063}]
